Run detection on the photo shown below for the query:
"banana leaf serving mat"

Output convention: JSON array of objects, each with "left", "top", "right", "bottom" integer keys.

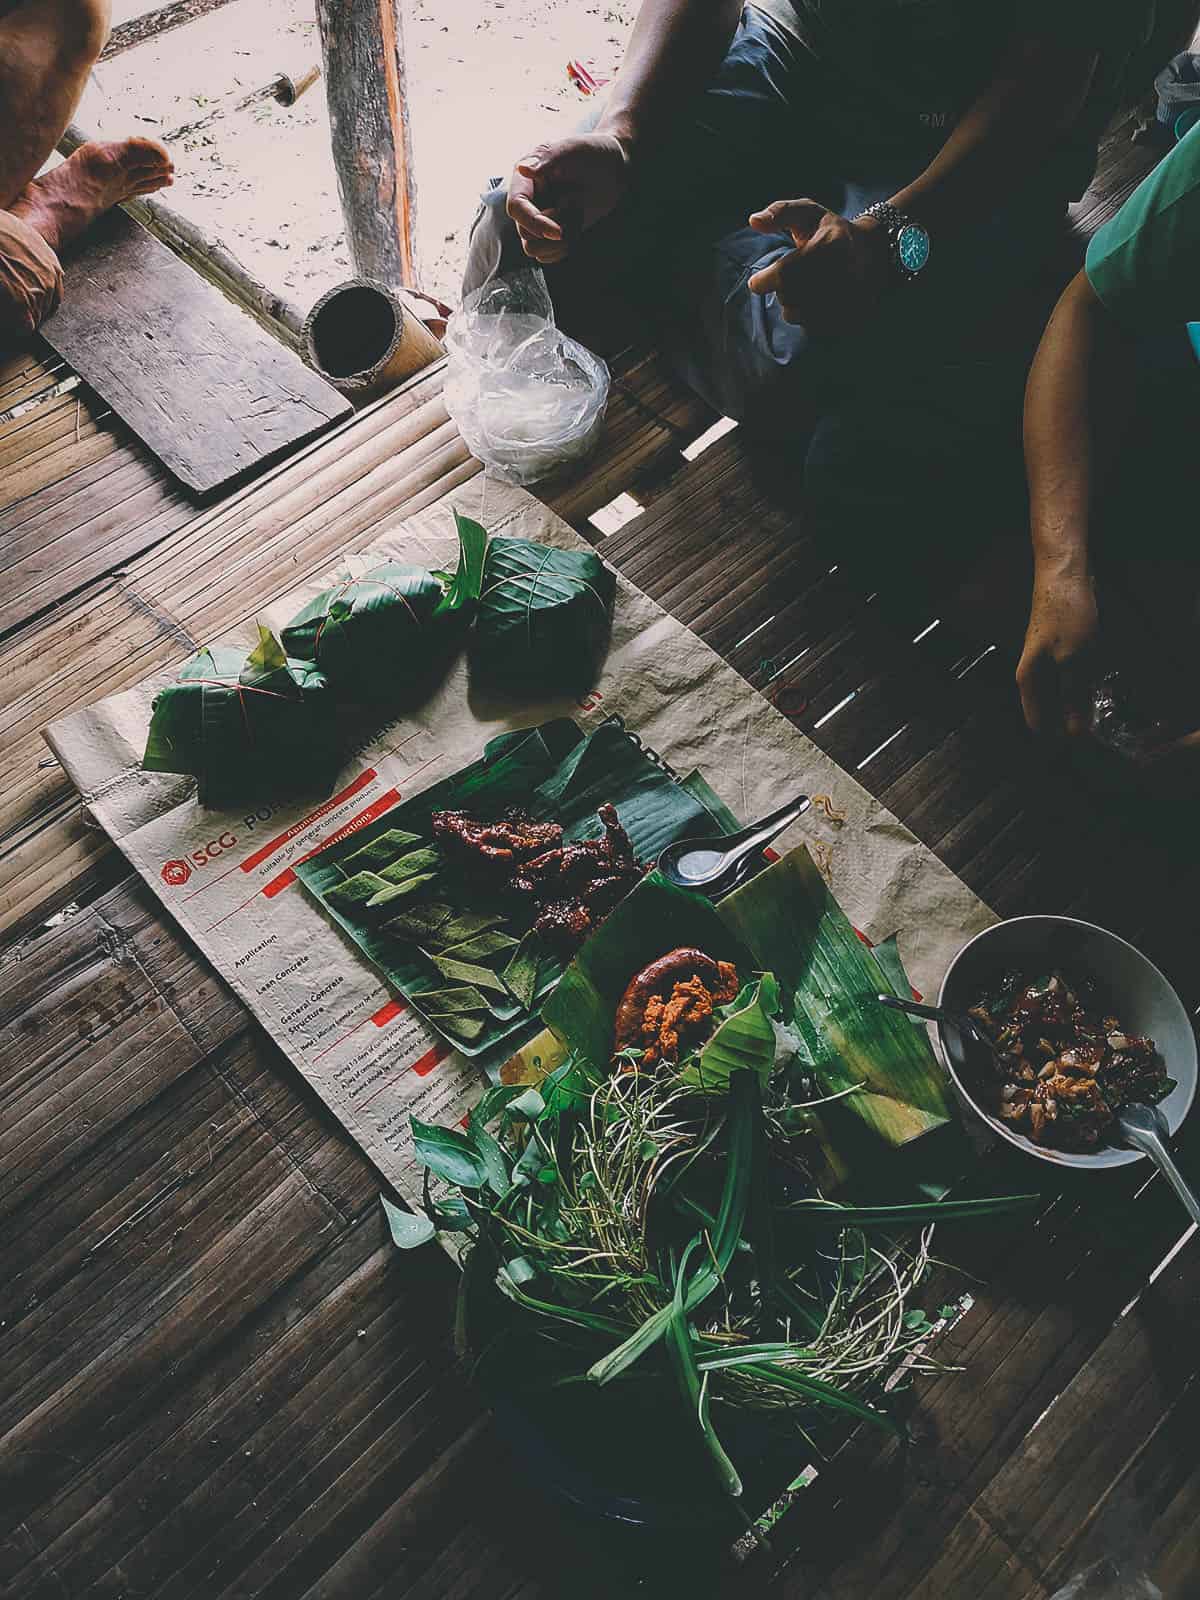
[
  {"left": 44, "top": 473, "right": 995, "bottom": 1205},
  {"left": 294, "top": 717, "right": 736, "bottom": 1057}
]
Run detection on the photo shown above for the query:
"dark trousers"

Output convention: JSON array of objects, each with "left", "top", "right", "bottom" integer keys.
[{"left": 465, "top": 5, "right": 1081, "bottom": 574}]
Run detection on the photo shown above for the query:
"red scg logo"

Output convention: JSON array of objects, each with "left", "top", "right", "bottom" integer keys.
[{"left": 161, "top": 858, "right": 192, "bottom": 887}]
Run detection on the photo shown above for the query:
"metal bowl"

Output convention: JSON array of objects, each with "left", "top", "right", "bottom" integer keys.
[{"left": 936, "top": 915, "right": 1197, "bottom": 1170}]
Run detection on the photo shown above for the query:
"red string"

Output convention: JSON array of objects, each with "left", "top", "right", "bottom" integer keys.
[
  {"left": 181, "top": 673, "right": 300, "bottom": 752},
  {"left": 311, "top": 568, "right": 422, "bottom": 661}
]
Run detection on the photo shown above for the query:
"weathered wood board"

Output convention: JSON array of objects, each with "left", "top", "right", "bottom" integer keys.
[{"left": 41, "top": 210, "right": 351, "bottom": 496}]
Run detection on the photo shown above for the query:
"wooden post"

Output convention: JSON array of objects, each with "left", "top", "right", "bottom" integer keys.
[{"left": 316, "top": 0, "right": 418, "bottom": 290}]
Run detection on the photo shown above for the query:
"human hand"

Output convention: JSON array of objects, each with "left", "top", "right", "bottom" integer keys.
[
  {"left": 745, "top": 200, "right": 890, "bottom": 332},
  {"left": 506, "top": 133, "right": 633, "bottom": 264},
  {"left": 1016, "top": 570, "right": 1100, "bottom": 737}
]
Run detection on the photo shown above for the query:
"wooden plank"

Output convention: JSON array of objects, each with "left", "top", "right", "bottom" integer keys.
[
  {"left": 761, "top": 1134, "right": 1200, "bottom": 1597},
  {"left": 0, "top": 881, "right": 474, "bottom": 1600},
  {"left": 41, "top": 210, "right": 351, "bottom": 497},
  {"left": 1, "top": 472, "right": 193, "bottom": 636},
  {"left": 0, "top": 418, "right": 122, "bottom": 513},
  {"left": 0, "top": 391, "right": 96, "bottom": 470},
  {"left": 59, "top": 124, "right": 309, "bottom": 354},
  {"left": 0, "top": 352, "right": 67, "bottom": 410},
  {"left": 541, "top": 345, "right": 716, "bottom": 530},
  {"left": 910, "top": 1243, "right": 1199, "bottom": 1599},
  {"left": 0, "top": 423, "right": 150, "bottom": 541}
]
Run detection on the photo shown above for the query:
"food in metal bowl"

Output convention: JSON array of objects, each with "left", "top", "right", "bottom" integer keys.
[{"left": 967, "top": 970, "right": 1176, "bottom": 1150}]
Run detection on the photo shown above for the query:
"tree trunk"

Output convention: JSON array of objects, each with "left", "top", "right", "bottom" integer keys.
[{"left": 316, "top": 0, "right": 418, "bottom": 290}]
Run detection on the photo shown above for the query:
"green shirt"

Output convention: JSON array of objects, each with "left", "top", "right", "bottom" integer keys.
[
  {"left": 755, "top": 0, "right": 1156, "bottom": 188},
  {"left": 1086, "top": 121, "right": 1200, "bottom": 336}
]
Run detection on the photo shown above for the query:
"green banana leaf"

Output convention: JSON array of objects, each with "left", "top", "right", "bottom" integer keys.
[
  {"left": 470, "top": 537, "right": 616, "bottom": 696},
  {"left": 281, "top": 510, "right": 487, "bottom": 702},
  {"left": 542, "top": 871, "right": 752, "bottom": 1073},
  {"left": 142, "top": 625, "right": 339, "bottom": 807},
  {"left": 296, "top": 719, "right": 738, "bottom": 1057},
  {"left": 679, "top": 976, "right": 777, "bottom": 1092},
  {"left": 540, "top": 848, "right": 949, "bottom": 1151},
  {"left": 715, "top": 848, "right": 951, "bottom": 1146}
]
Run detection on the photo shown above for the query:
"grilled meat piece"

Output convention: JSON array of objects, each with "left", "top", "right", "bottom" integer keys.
[
  {"left": 505, "top": 811, "right": 646, "bottom": 949},
  {"left": 431, "top": 804, "right": 645, "bottom": 957},
  {"left": 597, "top": 801, "right": 635, "bottom": 864},
  {"left": 532, "top": 898, "right": 593, "bottom": 950},
  {"left": 969, "top": 968, "right": 1167, "bottom": 1152},
  {"left": 431, "top": 809, "right": 563, "bottom": 871},
  {"left": 580, "top": 871, "right": 641, "bottom": 918}
]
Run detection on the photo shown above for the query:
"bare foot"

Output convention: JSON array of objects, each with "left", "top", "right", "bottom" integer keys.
[{"left": 10, "top": 138, "right": 173, "bottom": 254}]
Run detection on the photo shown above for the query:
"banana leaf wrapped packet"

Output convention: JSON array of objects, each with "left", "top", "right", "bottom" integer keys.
[
  {"left": 471, "top": 535, "right": 616, "bottom": 695},
  {"left": 142, "top": 626, "right": 339, "bottom": 807},
  {"left": 281, "top": 511, "right": 487, "bottom": 701}
]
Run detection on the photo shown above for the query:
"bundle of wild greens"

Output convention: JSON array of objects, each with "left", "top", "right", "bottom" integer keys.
[
  {"left": 471, "top": 536, "right": 616, "bottom": 695},
  {"left": 142, "top": 625, "right": 339, "bottom": 806},
  {"left": 282, "top": 510, "right": 488, "bottom": 701},
  {"left": 392, "top": 870, "right": 1039, "bottom": 1505}
]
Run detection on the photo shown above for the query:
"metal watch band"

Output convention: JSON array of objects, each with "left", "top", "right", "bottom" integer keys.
[{"left": 855, "top": 201, "right": 928, "bottom": 283}]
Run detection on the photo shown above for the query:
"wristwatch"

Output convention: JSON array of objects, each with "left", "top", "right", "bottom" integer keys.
[{"left": 856, "top": 202, "right": 931, "bottom": 283}]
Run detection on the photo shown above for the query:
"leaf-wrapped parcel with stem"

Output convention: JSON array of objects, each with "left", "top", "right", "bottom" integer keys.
[
  {"left": 281, "top": 510, "right": 487, "bottom": 701},
  {"left": 471, "top": 536, "right": 616, "bottom": 695},
  {"left": 142, "top": 625, "right": 339, "bottom": 806}
]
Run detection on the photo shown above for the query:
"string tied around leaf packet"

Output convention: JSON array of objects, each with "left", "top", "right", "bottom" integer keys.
[
  {"left": 179, "top": 673, "right": 300, "bottom": 752},
  {"left": 311, "top": 568, "right": 425, "bottom": 658}
]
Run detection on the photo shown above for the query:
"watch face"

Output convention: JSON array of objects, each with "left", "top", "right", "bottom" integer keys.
[{"left": 898, "top": 223, "right": 930, "bottom": 274}]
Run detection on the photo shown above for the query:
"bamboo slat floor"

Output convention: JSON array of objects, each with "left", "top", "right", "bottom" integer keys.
[{"left": 3, "top": 126, "right": 1199, "bottom": 1598}]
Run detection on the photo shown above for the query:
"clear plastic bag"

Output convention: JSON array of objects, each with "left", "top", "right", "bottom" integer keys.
[
  {"left": 1048, "top": 1558, "right": 1161, "bottom": 1600},
  {"left": 444, "top": 268, "right": 609, "bottom": 486}
]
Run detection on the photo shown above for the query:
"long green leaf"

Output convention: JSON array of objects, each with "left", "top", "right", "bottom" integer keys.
[
  {"left": 716, "top": 848, "right": 951, "bottom": 1146},
  {"left": 777, "top": 1194, "right": 1041, "bottom": 1229},
  {"left": 730, "top": 1362, "right": 905, "bottom": 1440},
  {"left": 443, "top": 509, "right": 489, "bottom": 612},
  {"left": 588, "top": 1069, "right": 757, "bottom": 1384},
  {"left": 496, "top": 1276, "right": 633, "bottom": 1338},
  {"left": 665, "top": 1239, "right": 743, "bottom": 1498},
  {"left": 466, "top": 1111, "right": 512, "bottom": 1198}
]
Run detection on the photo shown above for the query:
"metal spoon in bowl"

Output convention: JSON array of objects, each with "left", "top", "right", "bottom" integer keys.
[
  {"left": 875, "top": 992, "right": 992, "bottom": 1051},
  {"left": 656, "top": 794, "right": 811, "bottom": 897},
  {"left": 882, "top": 996, "right": 1200, "bottom": 1220},
  {"left": 1116, "top": 1102, "right": 1200, "bottom": 1224}
]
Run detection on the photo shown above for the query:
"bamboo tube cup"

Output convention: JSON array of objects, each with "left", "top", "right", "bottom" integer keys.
[{"left": 303, "top": 280, "right": 443, "bottom": 404}]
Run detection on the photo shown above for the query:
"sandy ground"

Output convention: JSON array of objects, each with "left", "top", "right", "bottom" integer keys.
[{"left": 79, "top": 0, "right": 636, "bottom": 314}]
